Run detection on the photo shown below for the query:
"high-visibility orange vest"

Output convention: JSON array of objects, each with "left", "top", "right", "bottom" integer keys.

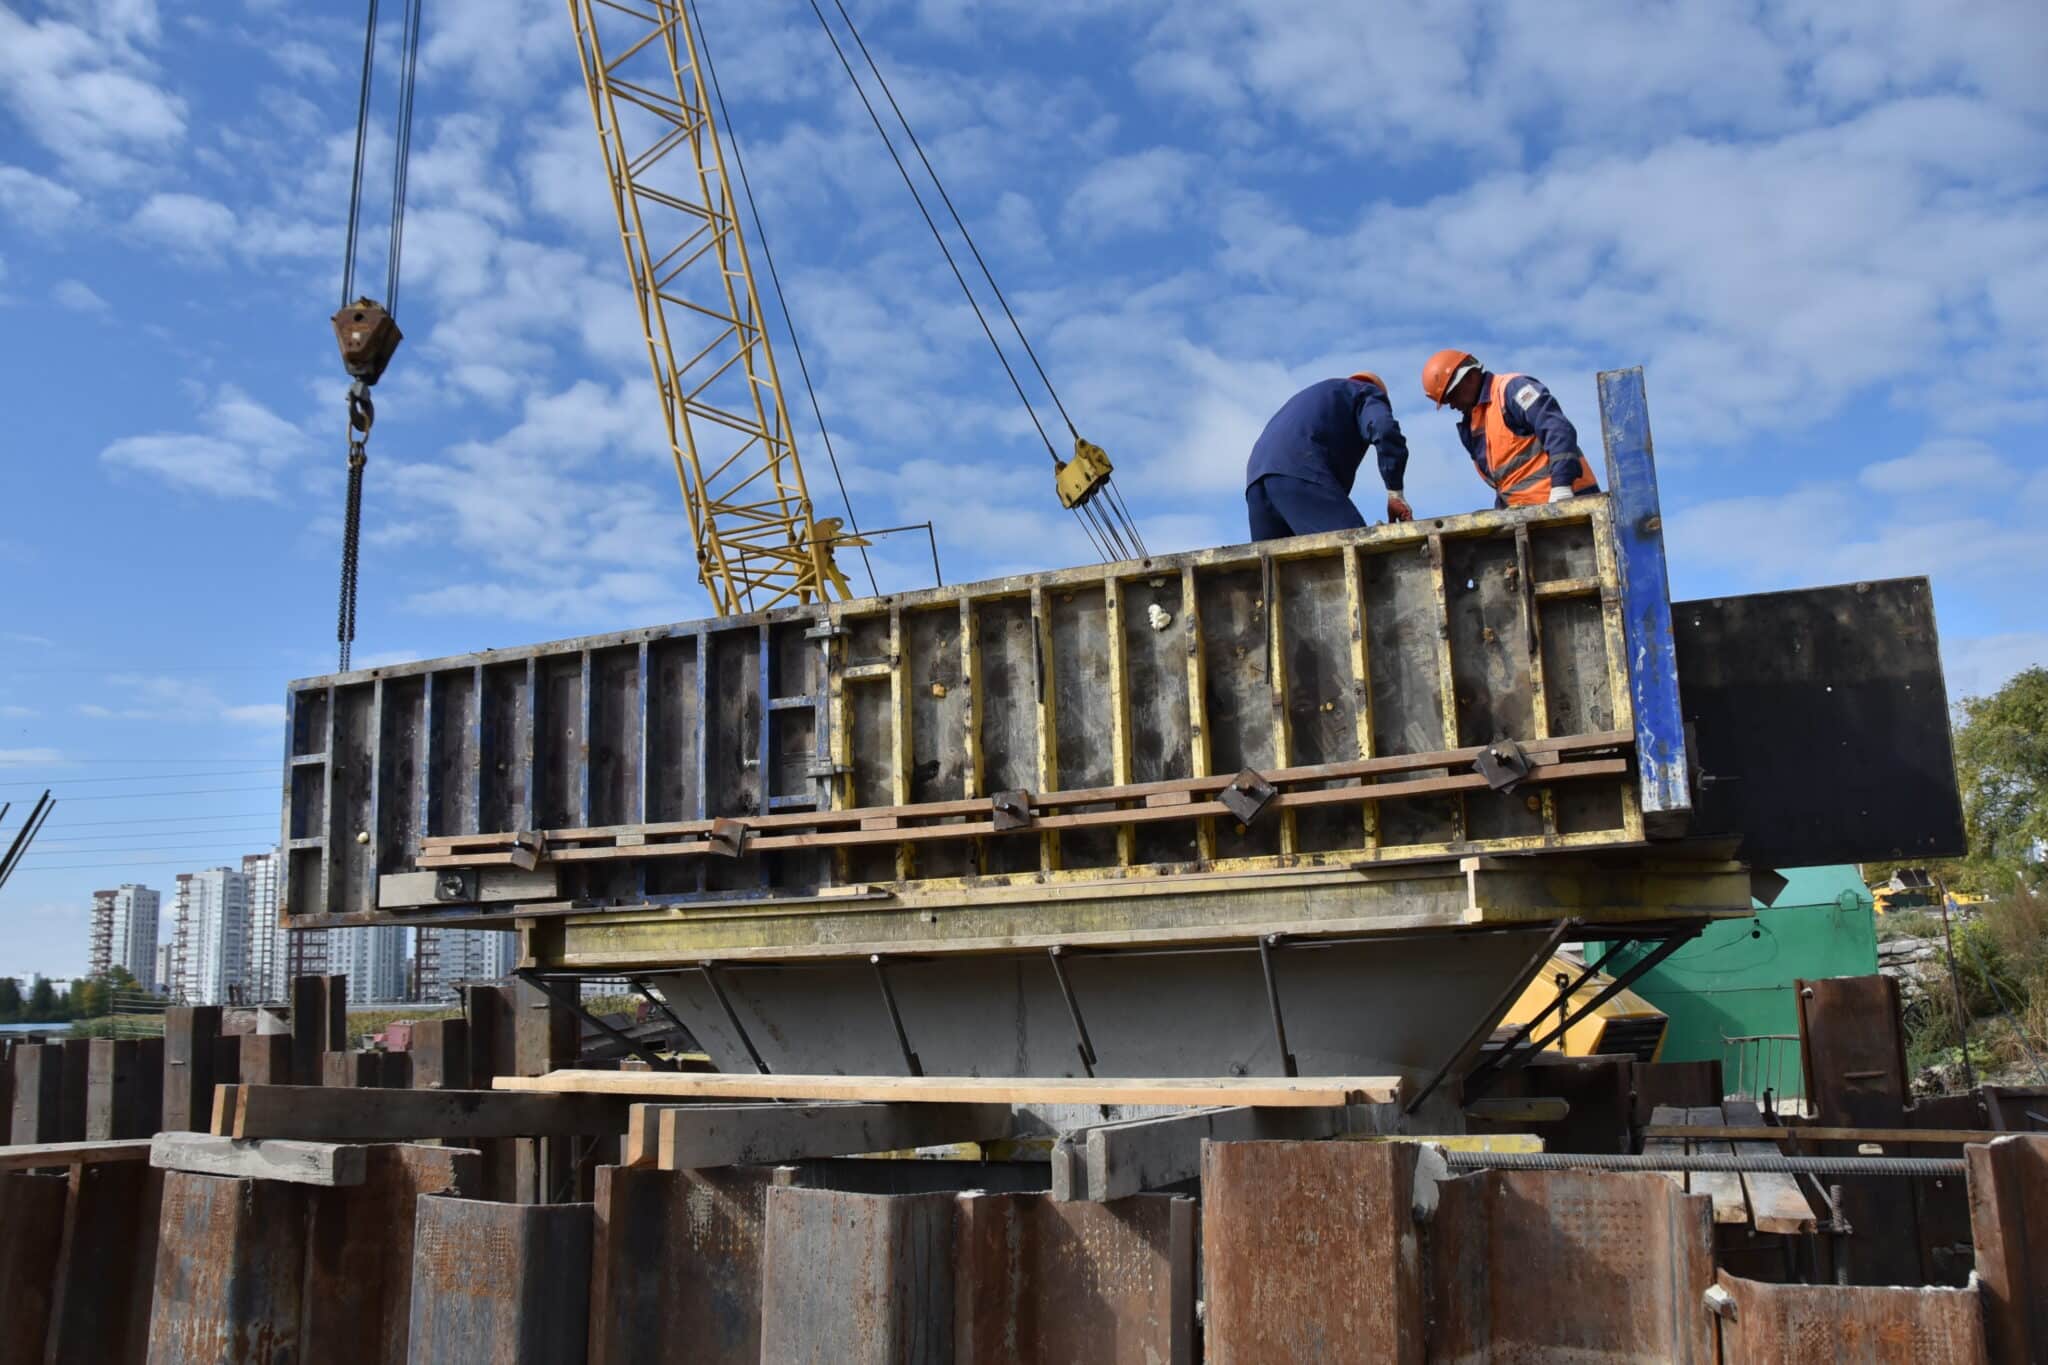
[{"left": 1477, "top": 374, "right": 1599, "bottom": 506}]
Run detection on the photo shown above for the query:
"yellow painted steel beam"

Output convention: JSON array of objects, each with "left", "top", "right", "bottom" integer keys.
[{"left": 568, "top": 0, "right": 843, "bottom": 614}]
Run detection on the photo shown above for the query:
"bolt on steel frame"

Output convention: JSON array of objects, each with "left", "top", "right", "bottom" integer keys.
[{"left": 570, "top": 0, "right": 837, "bottom": 614}]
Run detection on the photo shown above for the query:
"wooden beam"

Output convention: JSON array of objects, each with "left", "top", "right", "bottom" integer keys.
[
  {"left": 1051, "top": 1105, "right": 1349, "bottom": 1203},
  {"left": 1722, "top": 1100, "right": 1817, "bottom": 1235},
  {"left": 222, "top": 1085, "right": 634, "bottom": 1142},
  {"left": 656, "top": 1102, "right": 1012, "bottom": 1170},
  {"left": 496, "top": 1070, "right": 1404, "bottom": 1108},
  {"left": 1684, "top": 1105, "right": 1751, "bottom": 1226},
  {"left": 150, "top": 1133, "right": 369, "bottom": 1187},
  {"left": 0, "top": 1138, "right": 152, "bottom": 1171}
]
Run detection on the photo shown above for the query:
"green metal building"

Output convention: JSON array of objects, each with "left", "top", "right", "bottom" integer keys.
[{"left": 1593, "top": 866, "right": 1877, "bottom": 1100}]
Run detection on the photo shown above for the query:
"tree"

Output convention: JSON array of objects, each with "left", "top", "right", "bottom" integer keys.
[
  {"left": 0, "top": 975, "right": 21, "bottom": 1023},
  {"left": 1954, "top": 666, "right": 2048, "bottom": 890},
  {"left": 26, "top": 975, "right": 58, "bottom": 1021}
]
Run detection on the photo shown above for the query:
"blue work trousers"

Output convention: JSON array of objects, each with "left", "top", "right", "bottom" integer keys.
[{"left": 1246, "top": 474, "right": 1366, "bottom": 541}]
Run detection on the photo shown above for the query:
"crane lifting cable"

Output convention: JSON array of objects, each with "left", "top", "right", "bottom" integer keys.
[
  {"left": 329, "top": 0, "right": 423, "bottom": 671},
  {"left": 806, "top": 0, "right": 1148, "bottom": 563}
]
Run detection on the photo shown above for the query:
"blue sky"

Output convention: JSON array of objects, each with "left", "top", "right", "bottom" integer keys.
[{"left": 2, "top": 0, "right": 2044, "bottom": 980}]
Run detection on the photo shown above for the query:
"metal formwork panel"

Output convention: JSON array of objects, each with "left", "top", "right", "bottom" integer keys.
[{"left": 282, "top": 497, "right": 1652, "bottom": 927}]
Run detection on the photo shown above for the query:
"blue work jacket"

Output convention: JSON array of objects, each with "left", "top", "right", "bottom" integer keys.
[{"left": 1245, "top": 378, "right": 1409, "bottom": 495}]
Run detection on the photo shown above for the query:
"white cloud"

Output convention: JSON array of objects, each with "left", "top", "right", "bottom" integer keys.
[
  {"left": 1065, "top": 147, "right": 1200, "bottom": 238},
  {"left": 51, "top": 279, "right": 109, "bottom": 314},
  {"left": 1860, "top": 439, "right": 2013, "bottom": 497},
  {"left": 129, "top": 192, "right": 238, "bottom": 259},
  {"left": 0, "top": 748, "right": 64, "bottom": 767},
  {"left": 100, "top": 385, "right": 312, "bottom": 499},
  {"left": 0, "top": 706, "right": 35, "bottom": 719},
  {"left": 71, "top": 675, "right": 286, "bottom": 728},
  {"left": 0, "top": 165, "right": 83, "bottom": 232},
  {"left": 0, "top": 5, "right": 186, "bottom": 184}
]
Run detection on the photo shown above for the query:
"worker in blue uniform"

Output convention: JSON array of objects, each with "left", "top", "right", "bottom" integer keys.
[{"left": 1244, "top": 372, "right": 1411, "bottom": 540}]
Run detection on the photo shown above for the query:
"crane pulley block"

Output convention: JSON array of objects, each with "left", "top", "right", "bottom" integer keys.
[
  {"left": 1055, "top": 436, "right": 1115, "bottom": 510},
  {"left": 332, "top": 297, "right": 404, "bottom": 385}
]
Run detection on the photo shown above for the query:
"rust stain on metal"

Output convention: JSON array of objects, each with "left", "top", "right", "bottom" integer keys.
[
  {"left": 1202, "top": 1139, "right": 1426, "bottom": 1364},
  {"left": 146, "top": 1170, "right": 309, "bottom": 1365},
  {"left": 591, "top": 1165, "right": 774, "bottom": 1365},
  {"left": 759, "top": 1186, "right": 954, "bottom": 1363},
  {"left": 1968, "top": 1133, "right": 2048, "bottom": 1363},
  {"left": 953, "top": 1192, "right": 1196, "bottom": 1364},
  {"left": 1713, "top": 1271, "right": 1986, "bottom": 1363}
]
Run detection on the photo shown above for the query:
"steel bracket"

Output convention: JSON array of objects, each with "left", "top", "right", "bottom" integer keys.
[
  {"left": 990, "top": 789, "right": 1034, "bottom": 832},
  {"left": 1220, "top": 769, "right": 1277, "bottom": 826},
  {"left": 707, "top": 819, "right": 750, "bottom": 858},
  {"left": 433, "top": 870, "right": 478, "bottom": 902},
  {"left": 804, "top": 620, "right": 848, "bottom": 641},
  {"left": 1472, "top": 736, "right": 1531, "bottom": 792}
]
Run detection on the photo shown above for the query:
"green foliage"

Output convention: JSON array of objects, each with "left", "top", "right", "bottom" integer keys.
[
  {"left": 1876, "top": 910, "right": 1940, "bottom": 941},
  {"left": 1953, "top": 665, "right": 2048, "bottom": 890},
  {"left": 0, "top": 975, "right": 23, "bottom": 1022},
  {"left": 25, "top": 976, "right": 61, "bottom": 1021}
]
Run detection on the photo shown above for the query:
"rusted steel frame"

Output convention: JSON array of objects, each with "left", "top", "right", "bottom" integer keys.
[
  {"left": 517, "top": 971, "right": 672, "bottom": 1071},
  {"left": 421, "top": 757, "right": 1629, "bottom": 868},
  {"left": 427, "top": 726, "right": 1633, "bottom": 848},
  {"left": 698, "top": 963, "right": 769, "bottom": 1074},
  {"left": 1467, "top": 929, "right": 1696, "bottom": 1090},
  {"left": 868, "top": 955, "right": 922, "bottom": 1077},
  {"left": 1045, "top": 945, "right": 1097, "bottom": 1077},
  {"left": 1405, "top": 919, "right": 1576, "bottom": 1114},
  {"left": 1256, "top": 934, "right": 1298, "bottom": 1077}
]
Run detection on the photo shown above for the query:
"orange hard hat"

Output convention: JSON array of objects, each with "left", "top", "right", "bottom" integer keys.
[
  {"left": 1422, "top": 349, "right": 1481, "bottom": 408},
  {"left": 1349, "top": 371, "right": 1386, "bottom": 392}
]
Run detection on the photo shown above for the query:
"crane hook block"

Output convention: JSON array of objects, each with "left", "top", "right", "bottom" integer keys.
[
  {"left": 1055, "top": 436, "right": 1115, "bottom": 510},
  {"left": 331, "top": 297, "right": 404, "bottom": 386}
]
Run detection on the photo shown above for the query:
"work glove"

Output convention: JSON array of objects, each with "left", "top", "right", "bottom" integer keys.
[
  {"left": 1386, "top": 490, "right": 1414, "bottom": 522},
  {"left": 1546, "top": 483, "right": 1576, "bottom": 503}
]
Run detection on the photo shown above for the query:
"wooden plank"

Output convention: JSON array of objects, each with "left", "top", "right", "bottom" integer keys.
[
  {"left": 497, "top": 1070, "right": 1405, "bottom": 1108},
  {"left": 1051, "top": 1104, "right": 1348, "bottom": 1203},
  {"left": 226, "top": 1085, "right": 633, "bottom": 1142},
  {"left": 420, "top": 727, "right": 1634, "bottom": 847},
  {"left": 1722, "top": 1099, "right": 1817, "bottom": 1235},
  {"left": 656, "top": 1101, "right": 1012, "bottom": 1169},
  {"left": 1642, "top": 1103, "right": 1688, "bottom": 1190},
  {"left": 452, "top": 757, "right": 1629, "bottom": 867},
  {"left": 1683, "top": 1104, "right": 1751, "bottom": 1226},
  {"left": 406, "top": 1195, "right": 592, "bottom": 1365},
  {"left": 409, "top": 1018, "right": 471, "bottom": 1091},
  {"left": 9, "top": 1042, "right": 63, "bottom": 1144},
  {"left": 87, "top": 1037, "right": 162, "bottom": 1140},
  {"left": 0, "top": 1138, "right": 152, "bottom": 1170},
  {"left": 150, "top": 1133, "right": 369, "bottom": 1187}
]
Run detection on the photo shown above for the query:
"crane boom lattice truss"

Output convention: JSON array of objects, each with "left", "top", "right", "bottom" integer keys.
[{"left": 570, "top": 0, "right": 837, "bottom": 614}]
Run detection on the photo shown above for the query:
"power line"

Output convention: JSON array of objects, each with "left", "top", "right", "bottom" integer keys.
[
  {"left": 13, "top": 858, "right": 267, "bottom": 872},
  {"left": 58, "top": 786, "right": 276, "bottom": 804},
  {"left": 0, "top": 757, "right": 274, "bottom": 764},
  {"left": 0, "top": 769, "right": 273, "bottom": 789},
  {"left": 23, "top": 841, "right": 279, "bottom": 859},
  {"left": 31, "top": 811, "right": 279, "bottom": 830},
  {"left": 32, "top": 828, "right": 278, "bottom": 849}
]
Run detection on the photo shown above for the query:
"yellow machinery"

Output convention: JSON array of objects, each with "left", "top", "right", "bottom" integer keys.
[
  {"left": 569, "top": 0, "right": 850, "bottom": 615},
  {"left": 1500, "top": 955, "right": 1670, "bottom": 1061}
]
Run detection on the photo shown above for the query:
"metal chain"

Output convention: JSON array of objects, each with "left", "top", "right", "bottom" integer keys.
[{"left": 337, "top": 384, "right": 373, "bottom": 672}]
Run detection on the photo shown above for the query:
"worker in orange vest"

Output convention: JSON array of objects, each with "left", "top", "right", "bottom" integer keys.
[{"left": 1420, "top": 350, "right": 1599, "bottom": 508}]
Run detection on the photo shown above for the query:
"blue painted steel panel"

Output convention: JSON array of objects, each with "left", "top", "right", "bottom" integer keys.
[{"left": 1596, "top": 367, "right": 1691, "bottom": 821}]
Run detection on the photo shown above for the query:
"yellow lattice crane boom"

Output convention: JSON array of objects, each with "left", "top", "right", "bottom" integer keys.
[{"left": 569, "top": 0, "right": 853, "bottom": 615}]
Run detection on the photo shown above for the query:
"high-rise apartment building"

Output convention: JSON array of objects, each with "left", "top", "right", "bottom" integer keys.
[
  {"left": 88, "top": 883, "right": 160, "bottom": 986},
  {"left": 415, "top": 927, "right": 517, "bottom": 1002},
  {"left": 241, "top": 852, "right": 286, "bottom": 1004},
  {"left": 171, "top": 868, "right": 249, "bottom": 1006},
  {"left": 332, "top": 925, "right": 409, "bottom": 1004}
]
